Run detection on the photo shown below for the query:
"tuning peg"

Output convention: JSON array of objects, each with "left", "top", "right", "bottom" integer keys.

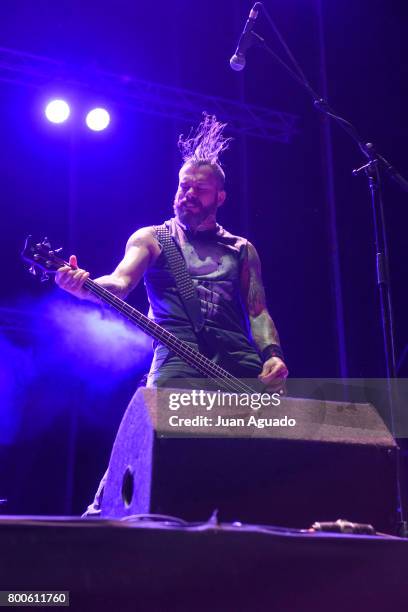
[
  {"left": 54, "top": 247, "right": 63, "bottom": 254},
  {"left": 28, "top": 265, "right": 37, "bottom": 276},
  {"left": 37, "top": 237, "right": 51, "bottom": 249},
  {"left": 40, "top": 272, "right": 50, "bottom": 283}
]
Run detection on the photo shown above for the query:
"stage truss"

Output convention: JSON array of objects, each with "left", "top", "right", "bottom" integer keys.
[{"left": 0, "top": 46, "right": 298, "bottom": 143}]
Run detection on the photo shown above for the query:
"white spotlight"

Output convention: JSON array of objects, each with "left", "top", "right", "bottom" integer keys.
[
  {"left": 45, "top": 99, "right": 70, "bottom": 123},
  {"left": 86, "top": 108, "right": 110, "bottom": 131}
]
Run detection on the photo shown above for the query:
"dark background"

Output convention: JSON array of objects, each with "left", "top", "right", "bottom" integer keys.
[{"left": 0, "top": 0, "right": 407, "bottom": 515}]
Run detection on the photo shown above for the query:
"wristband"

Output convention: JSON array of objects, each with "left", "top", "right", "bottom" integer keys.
[{"left": 260, "top": 344, "right": 284, "bottom": 363}]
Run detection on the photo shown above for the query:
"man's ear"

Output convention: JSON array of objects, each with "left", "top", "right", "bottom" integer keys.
[{"left": 217, "top": 190, "right": 226, "bottom": 207}]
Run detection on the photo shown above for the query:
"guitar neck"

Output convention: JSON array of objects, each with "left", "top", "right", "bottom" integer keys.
[
  {"left": 83, "top": 278, "right": 251, "bottom": 393},
  {"left": 21, "top": 234, "right": 254, "bottom": 395}
]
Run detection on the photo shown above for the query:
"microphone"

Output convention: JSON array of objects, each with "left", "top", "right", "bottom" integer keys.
[{"left": 230, "top": 3, "right": 262, "bottom": 72}]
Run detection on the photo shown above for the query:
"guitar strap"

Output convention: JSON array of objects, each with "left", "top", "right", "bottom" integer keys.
[{"left": 154, "top": 224, "right": 205, "bottom": 334}]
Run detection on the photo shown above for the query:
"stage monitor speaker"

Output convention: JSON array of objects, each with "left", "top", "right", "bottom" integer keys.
[{"left": 100, "top": 388, "right": 398, "bottom": 533}]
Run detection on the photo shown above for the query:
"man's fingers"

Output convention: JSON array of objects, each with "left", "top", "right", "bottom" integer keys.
[
  {"left": 64, "top": 270, "right": 88, "bottom": 289},
  {"left": 55, "top": 260, "right": 89, "bottom": 296},
  {"left": 259, "top": 372, "right": 288, "bottom": 385},
  {"left": 69, "top": 254, "right": 78, "bottom": 269},
  {"left": 56, "top": 254, "right": 79, "bottom": 285},
  {"left": 259, "top": 363, "right": 287, "bottom": 378},
  {"left": 258, "top": 362, "right": 289, "bottom": 384},
  {"left": 55, "top": 266, "right": 71, "bottom": 285}
]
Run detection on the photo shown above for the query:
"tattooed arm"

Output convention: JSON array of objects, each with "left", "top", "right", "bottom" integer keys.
[{"left": 241, "top": 241, "right": 288, "bottom": 387}]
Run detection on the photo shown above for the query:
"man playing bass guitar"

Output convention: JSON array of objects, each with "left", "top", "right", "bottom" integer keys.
[{"left": 55, "top": 114, "right": 288, "bottom": 391}]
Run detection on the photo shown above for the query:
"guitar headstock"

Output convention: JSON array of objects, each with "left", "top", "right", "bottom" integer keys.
[{"left": 21, "top": 236, "right": 67, "bottom": 282}]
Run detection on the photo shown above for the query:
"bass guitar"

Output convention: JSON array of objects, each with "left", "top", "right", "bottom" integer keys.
[{"left": 22, "top": 236, "right": 259, "bottom": 395}]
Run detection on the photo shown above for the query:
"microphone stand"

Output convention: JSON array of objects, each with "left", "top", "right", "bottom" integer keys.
[{"left": 243, "top": 5, "right": 408, "bottom": 534}]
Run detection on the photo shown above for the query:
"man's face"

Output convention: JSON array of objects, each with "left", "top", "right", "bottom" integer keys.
[{"left": 173, "top": 163, "right": 226, "bottom": 227}]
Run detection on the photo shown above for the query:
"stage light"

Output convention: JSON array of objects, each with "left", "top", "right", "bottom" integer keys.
[
  {"left": 86, "top": 108, "right": 110, "bottom": 131},
  {"left": 45, "top": 99, "right": 70, "bottom": 123}
]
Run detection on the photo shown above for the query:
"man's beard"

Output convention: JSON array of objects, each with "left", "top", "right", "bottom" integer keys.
[{"left": 173, "top": 196, "right": 218, "bottom": 228}]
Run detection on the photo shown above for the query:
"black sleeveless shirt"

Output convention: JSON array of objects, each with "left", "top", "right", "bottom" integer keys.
[{"left": 144, "top": 218, "right": 262, "bottom": 376}]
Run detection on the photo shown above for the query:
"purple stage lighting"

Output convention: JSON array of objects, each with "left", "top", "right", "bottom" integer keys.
[
  {"left": 45, "top": 99, "right": 70, "bottom": 123},
  {"left": 86, "top": 108, "right": 110, "bottom": 131}
]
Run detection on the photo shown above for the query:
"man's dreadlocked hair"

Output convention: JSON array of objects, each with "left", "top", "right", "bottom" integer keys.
[{"left": 178, "top": 113, "right": 232, "bottom": 188}]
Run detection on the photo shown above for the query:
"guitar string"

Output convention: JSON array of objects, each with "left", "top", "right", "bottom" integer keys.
[
  {"left": 92, "top": 289, "right": 253, "bottom": 394},
  {"left": 83, "top": 278, "right": 256, "bottom": 395}
]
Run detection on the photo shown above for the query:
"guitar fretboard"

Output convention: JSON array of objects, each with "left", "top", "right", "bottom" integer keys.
[{"left": 84, "top": 278, "right": 254, "bottom": 395}]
